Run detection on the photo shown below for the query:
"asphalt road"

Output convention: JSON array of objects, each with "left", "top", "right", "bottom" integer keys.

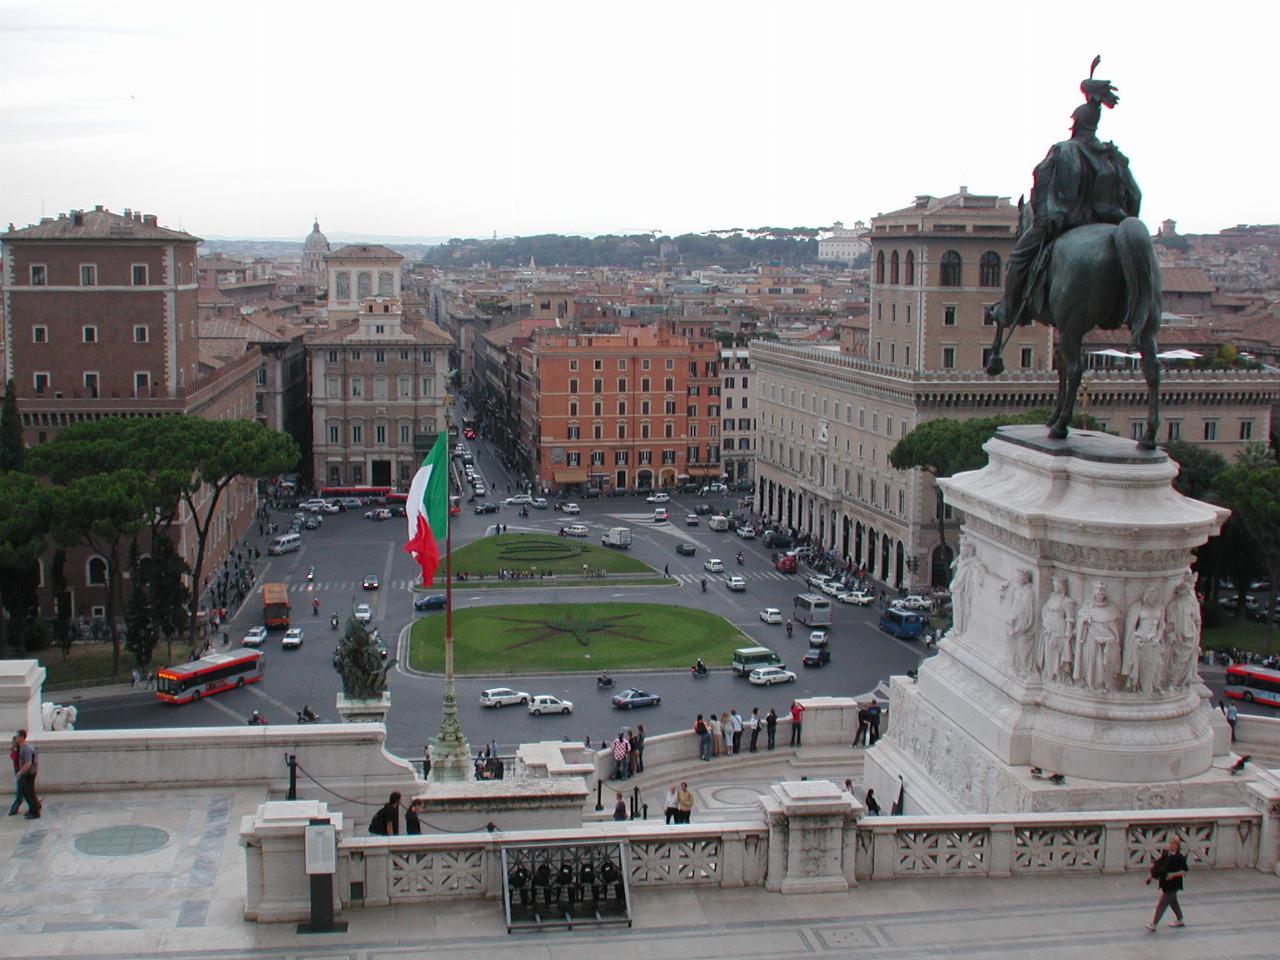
[{"left": 71, "top": 430, "right": 1270, "bottom": 759}]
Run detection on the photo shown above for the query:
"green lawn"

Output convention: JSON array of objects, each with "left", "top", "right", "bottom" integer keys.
[
  {"left": 409, "top": 602, "right": 750, "bottom": 674},
  {"left": 35, "top": 643, "right": 124, "bottom": 689},
  {"left": 1203, "top": 619, "right": 1278, "bottom": 655},
  {"left": 438, "top": 533, "right": 651, "bottom": 580}
]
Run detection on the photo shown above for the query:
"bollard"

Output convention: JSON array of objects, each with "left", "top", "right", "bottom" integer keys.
[
  {"left": 642, "top": 803, "right": 648, "bottom": 821},
  {"left": 630, "top": 786, "right": 639, "bottom": 819},
  {"left": 595, "top": 779, "right": 604, "bottom": 812},
  {"left": 285, "top": 753, "right": 298, "bottom": 801}
]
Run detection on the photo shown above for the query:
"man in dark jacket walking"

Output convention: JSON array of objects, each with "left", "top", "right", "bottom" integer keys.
[{"left": 1145, "top": 836, "right": 1188, "bottom": 931}]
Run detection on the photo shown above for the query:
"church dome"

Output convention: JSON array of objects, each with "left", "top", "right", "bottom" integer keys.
[{"left": 304, "top": 220, "right": 329, "bottom": 253}]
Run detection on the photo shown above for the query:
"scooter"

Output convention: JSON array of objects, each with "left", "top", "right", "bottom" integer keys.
[
  {"left": 596, "top": 674, "right": 615, "bottom": 689},
  {"left": 297, "top": 709, "right": 320, "bottom": 724},
  {"left": 330, "top": 613, "right": 339, "bottom": 631},
  {"left": 691, "top": 663, "right": 709, "bottom": 678},
  {"left": 306, "top": 566, "right": 315, "bottom": 582},
  {"left": 736, "top": 553, "right": 744, "bottom": 566}
]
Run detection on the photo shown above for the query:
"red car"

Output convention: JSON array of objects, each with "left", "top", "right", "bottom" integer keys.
[
  {"left": 775, "top": 555, "right": 798, "bottom": 574},
  {"left": 463, "top": 428, "right": 477, "bottom": 440}
]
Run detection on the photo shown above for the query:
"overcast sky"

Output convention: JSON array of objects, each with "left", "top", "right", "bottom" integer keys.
[{"left": 2, "top": 1, "right": 1276, "bottom": 242}]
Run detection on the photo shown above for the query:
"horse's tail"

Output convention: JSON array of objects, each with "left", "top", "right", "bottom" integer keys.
[{"left": 1114, "top": 217, "right": 1162, "bottom": 350}]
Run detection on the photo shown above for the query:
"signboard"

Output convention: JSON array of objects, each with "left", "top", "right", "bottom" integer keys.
[{"left": 304, "top": 823, "right": 337, "bottom": 876}]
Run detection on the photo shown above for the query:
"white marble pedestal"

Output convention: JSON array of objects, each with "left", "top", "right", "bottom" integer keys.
[{"left": 865, "top": 427, "right": 1239, "bottom": 814}]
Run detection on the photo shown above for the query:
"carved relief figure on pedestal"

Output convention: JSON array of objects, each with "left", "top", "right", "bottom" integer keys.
[
  {"left": 1075, "top": 583, "right": 1123, "bottom": 691},
  {"left": 1123, "top": 584, "right": 1167, "bottom": 697},
  {"left": 1001, "top": 569, "right": 1040, "bottom": 677},
  {"left": 949, "top": 536, "right": 988, "bottom": 636},
  {"left": 1163, "top": 575, "right": 1202, "bottom": 692},
  {"left": 1039, "top": 577, "right": 1077, "bottom": 683}
]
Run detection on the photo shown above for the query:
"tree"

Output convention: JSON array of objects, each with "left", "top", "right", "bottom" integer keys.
[
  {"left": 125, "top": 542, "right": 158, "bottom": 666},
  {"left": 1216, "top": 455, "right": 1280, "bottom": 647},
  {"left": 50, "top": 550, "right": 74, "bottom": 664},
  {"left": 47, "top": 470, "right": 151, "bottom": 675},
  {"left": 1163, "top": 440, "right": 1227, "bottom": 501},
  {"left": 0, "top": 472, "right": 50, "bottom": 656},
  {"left": 177, "top": 419, "right": 298, "bottom": 646},
  {"left": 147, "top": 536, "right": 191, "bottom": 665},
  {"left": 0, "top": 380, "right": 22, "bottom": 472}
]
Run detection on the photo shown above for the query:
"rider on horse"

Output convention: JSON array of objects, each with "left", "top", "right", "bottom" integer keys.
[{"left": 993, "top": 58, "right": 1142, "bottom": 337}]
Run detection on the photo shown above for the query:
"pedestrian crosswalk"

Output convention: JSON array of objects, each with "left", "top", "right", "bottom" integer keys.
[
  {"left": 672, "top": 571, "right": 791, "bottom": 584},
  {"left": 256, "top": 580, "right": 422, "bottom": 593}
]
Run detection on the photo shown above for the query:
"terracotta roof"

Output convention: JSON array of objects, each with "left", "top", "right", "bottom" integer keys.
[
  {"left": 1082, "top": 325, "right": 1227, "bottom": 348},
  {"left": 324, "top": 244, "right": 404, "bottom": 262},
  {"left": 1160, "top": 266, "right": 1214, "bottom": 294},
  {"left": 5, "top": 207, "right": 199, "bottom": 242},
  {"left": 305, "top": 317, "right": 452, "bottom": 347}
]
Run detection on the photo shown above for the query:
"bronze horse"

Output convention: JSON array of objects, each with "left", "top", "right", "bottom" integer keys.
[{"left": 985, "top": 216, "right": 1163, "bottom": 448}]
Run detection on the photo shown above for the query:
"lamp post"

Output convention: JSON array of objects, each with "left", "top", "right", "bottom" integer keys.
[{"left": 431, "top": 420, "right": 471, "bottom": 782}]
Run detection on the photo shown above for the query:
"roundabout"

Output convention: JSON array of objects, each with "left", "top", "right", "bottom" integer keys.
[{"left": 440, "top": 533, "right": 653, "bottom": 579}]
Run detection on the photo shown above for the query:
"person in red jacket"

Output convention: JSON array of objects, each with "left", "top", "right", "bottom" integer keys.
[{"left": 789, "top": 700, "right": 805, "bottom": 746}]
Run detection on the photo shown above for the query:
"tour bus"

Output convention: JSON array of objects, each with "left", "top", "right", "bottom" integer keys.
[
  {"left": 1224, "top": 663, "right": 1280, "bottom": 707},
  {"left": 793, "top": 593, "right": 833, "bottom": 627},
  {"left": 155, "top": 650, "right": 265, "bottom": 704},
  {"left": 262, "top": 583, "right": 290, "bottom": 629},
  {"left": 879, "top": 607, "right": 928, "bottom": 640}
]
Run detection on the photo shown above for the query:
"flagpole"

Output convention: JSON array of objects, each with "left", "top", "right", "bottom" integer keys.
[{"left": 431, "top": 436, "right": 469, "bottom": 781}]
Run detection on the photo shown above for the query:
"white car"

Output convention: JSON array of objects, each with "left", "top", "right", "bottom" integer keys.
[
  {"left": 704, "top": 558, "right": 725, "bottom": 573},
  {"left": 759, "top": 608, "right": 783, "bottom": 624},
  {"left": 820, "top": 580, "right": 845, "bottom": 597},
  {"left": 725, "top": 575, "right": 746, "bottom": 592},
  {"left": 320, "top": 501, "right": 341, "bottom": 514},
  {"left": 242, "top": 626, "right": 268, "bottom": 647},
  {"left": 735, "top": 526, "right": 756, "bottom": 540},
  {"left": 839, "top": 590, "right": 875, "bottom": 606},
  {"left": 364, "top": 508, "right": 392, "bottom": 521},
  {"left": 562, "top": 503, "right": 581, "bottom": 514},
  {"left": 531, "top": 497, "right": 549, "bottom": 509},
  {"left": 474, "top": 484, "right": 488, "bottom": 496},
  {"left": 565, "top": 523, "right": 590, "bottom": 537},
  {"left": 300, "top": 499, "right": 326, "bottom": 512},
  {"left": 653, "top": 508, "right": 669, "bottom": 523},
  {"left": 282, "top": 627, "right": 304, "bottom": 649},
  {"left": 749, "top": 666, "right": 797, "bottom": 686},
  {"left": 646, "top": 492, "right": 670, "bottom": 503},
  {"left": 479, "top": 687, "right": 530, "bottom": 708},
  {"left": 504, "top": 494, "right": 532, "bottom": 506},
  {"left": 806, "top": 574, "right": 831, "bottom": 591},
  {"left": 354, "top": 603, "right": 373, "bottom": 623},
  {"left": 900, "top": 594, "right": 935, "bottom": 611},
  {"left": 708, "top": 482, "right": 728, "bottom": 494},
  {"left": 528, "top": 694, "right": 574, "bottom": 716}
]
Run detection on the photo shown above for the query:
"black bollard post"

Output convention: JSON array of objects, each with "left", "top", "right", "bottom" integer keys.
[
  {"left": 642, "top": 803, "right": 648, "bottom": 821},
  {"left": 630, "top": 786, "right": 639, "bottom": 819},
  {"left": 595, "top": 779, "right": 604, "bottom": 812},
  {"left": 285, "top": 753, "right": 298, "bottom": 801}
]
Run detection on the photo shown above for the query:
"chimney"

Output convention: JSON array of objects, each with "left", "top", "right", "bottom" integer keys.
[
  {"left": 959, "top": 185, "right": 969, "bottom": 195},
  {"left": 124, "top": 208, "right": 132, "bottom": 219},
  {"left": 94, "top": 204, "right": 104, "bottom": 211},
  {"left": 143, "top": 214, "right": 157, "bottom": 226}
]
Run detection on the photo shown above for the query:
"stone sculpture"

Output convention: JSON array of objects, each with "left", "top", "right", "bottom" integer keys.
[
  {"left": 1163, "top": 576, "right": 1202, "bottom": 692},
  {"left": 983, "top": 56, "right": 1163, "bottom": 447},
  {"left": 949, "top": 536, "right": 987, "bottom": 636},
  {"left": 1075, "top": 583, "right": 1123, "bottom": 691},
  {"left": 1123, "top": 584, "right": 1167, "bottom": 696},
  {"left": 1038, "top": 576, "right": 1077, "bottom": 683},
  {"left": 334, "top": 613, "right": 394, "bottom": 700},
  {"left": 1001, "top": 569, "right": 1039, "bottom": 677}
]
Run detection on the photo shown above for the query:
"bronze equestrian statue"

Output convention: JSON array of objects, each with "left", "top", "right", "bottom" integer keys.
[{"left": 985, "top": 57, "right": 1163, "bottom": 448}]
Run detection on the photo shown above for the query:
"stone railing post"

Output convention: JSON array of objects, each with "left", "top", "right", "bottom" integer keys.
[
  {"left": 720, "top": 829, "right": 747, "bottom": 887},
  {"left": 871, "top": 821, "right": 898, "bottom": 880},
  {"left": 239, "top": 800, "right": 344, "bottom": 923},
  {"left": 758, "top": 781, "right": 860, "bottom": 893},
  {"left": 1245, "top": 780, "right": 1280, "bottom": 875},
  {"left": 1101, "top": 820, "right": 1128, "bottom": 875},
  {"left": 988, "top": 821, "right": 1015, "bottom": 878}
]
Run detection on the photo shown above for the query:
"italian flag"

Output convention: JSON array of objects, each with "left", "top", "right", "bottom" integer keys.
[{"left": 404, "top": 433, "right": 448, "bottom": 584}]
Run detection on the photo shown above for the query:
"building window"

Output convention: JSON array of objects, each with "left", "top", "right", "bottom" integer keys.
[
  {"left": 1203, "top": 421, "right": 1217, "bottom": 441},
  {"left": 593, "top": 358, "right": 603, "bottom": 371},
  {"left": 351, "top": 350, "right": 362, "bottom": 361},
  {"left": 567, "top": 424, "right": 580, "bottom": 440},
  {"left": 350, "top": 378, "right": 362, "bottom": 398},
  {"left": 641, "top": 378, "right": 651, "bottom": 392},
  {"left": 399, "top": 376, "right": 411, "bottom": 398},
  {"left": 593, "top": 423, "right": 603, "bottom": 440},
  {"left": 875, "top": 251, "right": 885, "bottom": 284},
  {"left": 32, "top": 326, "right": 48, "bottom": 343},
  {"left": 1240, "top": 420, "right": 1254, "bottom": 441},
  {"left": 134, "top": 325, "right": 149, "bottom": 343},
  {"left": 568, "top": 379, "right": 578, "bottom": 394},
  {"left": 83, "top": 372, "right": 99, "bottom": 398},
  {"left": 943, "top": 305, "right": 956, "bottom": 327},
  {"left": 664, "top": 399, "right": 676, "bottom": 415},
  {"left": 1021, "top": 347, "right": 1033, "bottom": 369},
  {"left": 328, "top": 465, "right": 341, "bottom": 484},
  {"left": 375, "top": 425, "right": 387, "bottom": 445},
  {"left": 80, "top": 264, "right": 97, "bottom": 286},
  {"left": 352, "top": 424, "right": 363, "bottom": 444},
  {"left": 617, "top": 423, "right": 626, "bottom": 439},
  {"left": 591, "top": 450, "right": 604, "bottom": 466},
  {"left": 328, "top": 350, "right": 339, "bottom": 363},
  {"left": 664, "top": 377, "right": 674, "bottom": 391},
  {"left": 593, "top": 400, "right": 602, "bottom": 416},
  {"left": 336, "top": 273, "right": 350, "bottom": 299},
  {"left": 940, "top": 251, "right": 962, "bottom": 287},
  {"left": 568, "top": 359, "right": 579, "bottom": 371},
  {"left": 378, "top": 271, "right": 393, "bottom": 296},
  {"left": 328, "top": 425, "right": 339, "bottom": 444},
  {"left": 1130, "top": 421, "right": 1146, "bottom": 441},
  {"left": 662, "top": 449, "right": 676, "bottom": 464},
  {"left": 131, "top": 264, "right": 149, "bottom": 285},
  {"left": 665, "top": 359, "right": 674, "bottom": 370},
  {"left": 615, "top": 450, "right": 628, "bottom": 465},
  {"left": 1166, "top": 421, "right": 1181, "bottom": 441},
  {"left": 942, "top": 346, "right": 956, "bottom": 369},
  {"left": 30, "top": 264, "right": 47, "bottom": 286},
  {"left": 82, "top": 325, "right": 98, "bottom": 343},
  {"left": 352, "top": 464, "right": 364, "bottom": 483},
  {"left": 617, "top": 378, "right": 627, "bottom": 392},
  {"left": 664, "top": 422, "right": 674, "bottom": 439},
  {"left": 134, "top": 371, "right": 150, "bottom": 396},
  {"left": 617, "top": 400, "right": 627, "bottom": 416},
  {"left": 982, "top": 347, "right": 995, "bottom": 368},
  {"left": 979, "top": 251, "right": 1002, "bottom": 287},
  {"left": 905, "top": 250, "right": 915, "bottom": 285},
  {"left": 641, "top": 422, "right": 650, "bottom": 439},
  {"left": 569, "top": 401, "right": 579, "bottom": 417},
  {"left": 357, "top": 272, "right": 371, "bottom": 299},
  {"left": 890, "top": 251, "right": 900, "bottom": 284},
  {"left": 641, "top": 358, "right": 651, "bottom": 370},
  {"left": 326, "top": 376, "right": 340, "bottom": 398},
  {"left": 86, "top": 556, "right": 109, "bottom": 586},
  {"left": 566, "top": 452, "right": 580, "bottom": 466},
  {"left": 375, "top": 350, "right": 385, "bottom": 364}
]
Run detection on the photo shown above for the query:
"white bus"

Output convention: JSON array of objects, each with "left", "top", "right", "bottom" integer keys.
[{"left": 793, "top": 593, "right": 832, "bottom": 627}]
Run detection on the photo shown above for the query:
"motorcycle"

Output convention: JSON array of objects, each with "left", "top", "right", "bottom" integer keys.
[
  {"left": 736, "top": 553, "right": 744, "bottom": 566},
  {"left": 596, "top": 674, "right": 615, "bottom": 689},
  {"left": 690, "top": 663, "right": 709, "bottom": 679},
  {"left": 330, "top": 613, "right": 339, "bottom": 631},
  {"left": 306, "top": 566, "right": 315, "bottom": 583},
  {"left": 312, "top": 598, "right": 320, "bottom": 616},
  {"left": 297, "top": 708, "right": 320, "bottom": 724},
  {"left": 785, "top": 620, "right": 793, "bottom": 637},
  {"left": 247, "top": 712, "right": 268, "bottom": 726}
]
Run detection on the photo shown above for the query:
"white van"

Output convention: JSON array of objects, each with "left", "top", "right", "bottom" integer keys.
[
  {"left": 268, "top": 533, "right": 302, "bottom": 555},
  {"left": 602, "top": 527, "right": 632, "bottom": 549},
  {"left": 708, "top": 515, "right": 731, "bottom": 532}
]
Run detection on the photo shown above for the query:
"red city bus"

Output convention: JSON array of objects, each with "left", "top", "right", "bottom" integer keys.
[
  {"left": 262, "top": 583, "right": 290, "bottom": 629},
  {"left": 1224, "top": 663, "right": 1280, "bottom": 708},
  {"left": 155, "top": 650, "right": 265, "bottom": 704},
  {"left": 318, "top": 485, "right": 394, "bottom": 503}
]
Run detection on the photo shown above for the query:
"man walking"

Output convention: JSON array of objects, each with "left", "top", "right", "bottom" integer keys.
[
  {"left": 14, "top": 730, "right": 39, "bottom": 819},
  {"left": 368, "top": 792, "right": 401, "bottom": 836},
  {"left": 1145, "top": 837, "right": 1189, "bottom": 931},
  {"left": 747, "top": 708, "right": 761, "bottom": 752},
  {"left": 729, "top": 709, "right": 744, "bottom": 754},
  {"left": 789, "top": 700, "right": 805, "bottom": 746}
]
